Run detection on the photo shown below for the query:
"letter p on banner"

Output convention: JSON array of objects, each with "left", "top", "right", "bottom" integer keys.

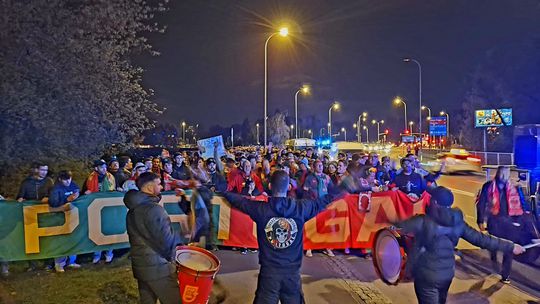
[{"left": 23, "top": 204, "right": 79, "bottom": 254}]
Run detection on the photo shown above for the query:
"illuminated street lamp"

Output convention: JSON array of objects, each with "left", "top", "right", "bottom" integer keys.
[
  {"left": 393, "top": 96, "right": 407, "bottom": 132},
  {"left": 409, "top": 121, "right": 414, "bottom": 134},
  {"left": 182, "top": 121, "right": 186, "bottom": 142},
  {"left": 294, "top": 85, "right": 310, "bottom": 139},
  {"left": 363, "top": 125, "right": 369, "bottom": 143},
  {"left": 372, "top": 119, "right": 384, "bottom": 142},
  {"left": 440, "top": 111, "right": 450, "bottom": 142},
  {"left": 403, "top": 57, "right": 422, "bottom": 148},
  {"left": 264, "top": 26, "right": 289, "bottom": 146},
  {"left": 328, "top": 101, "right": 340, "bottom": 136},
  {"left": 341, "top": 127, "right": 347, "bottom": 141},
  {"left": 421, "top": 105, "right": 432, "bottom": 144},
  {"left": 256, "top": 123, "right": 260, "bottom": 145},
  {"left": 308, "top": 129, "right": 313, "bottom": 139},
  {"left": 290, "top": 124, "right": 294, "bottom": 138}
]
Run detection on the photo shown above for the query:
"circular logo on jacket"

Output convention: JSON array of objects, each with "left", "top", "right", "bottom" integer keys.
[{"left": 264, "top": 217, "right": 298, "bottom": 249}]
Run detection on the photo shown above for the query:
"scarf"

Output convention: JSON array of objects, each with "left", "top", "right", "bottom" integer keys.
[
  {"left": 488, "top": 181, "right": 523, "bottom": 216},
  {"left": 86, "top": 171, "right": 115, "bottom": 193}
]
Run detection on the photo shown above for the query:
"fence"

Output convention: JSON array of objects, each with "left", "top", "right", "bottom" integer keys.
[{"left": 469, "top": 151, "right": 514, "bottom": 166}]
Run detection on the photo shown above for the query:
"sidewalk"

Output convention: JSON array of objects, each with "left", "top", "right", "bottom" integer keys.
[{"left": 213, "top": 249, "right": 539, "bottom": 304}]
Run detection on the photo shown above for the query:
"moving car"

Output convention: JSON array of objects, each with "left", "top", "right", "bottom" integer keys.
[{"left": 427, "top": 149, "right": 482, "bottom": 174}]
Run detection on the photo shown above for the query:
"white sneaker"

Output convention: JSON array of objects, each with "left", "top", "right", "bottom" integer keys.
[
  {"left": 323, "top": 249, "right": 335, "bottom": 257},
  {"left": 305, "top": 250, "right": 313, "bottom": 257},
  {"left": 54, "top": 265, "right": 65, "bottom": 273},
  {"left": 67, "top": 263, "right": 81, "bottom": 269},
  {"left": 344, "top": 248, "right": 350, "bottom": 255},
  {"left": 105, "top": 256, "right": 113, "bottom": 263},
  {"left": 92, "top": 257, "right": 100, "bottom": 264}
]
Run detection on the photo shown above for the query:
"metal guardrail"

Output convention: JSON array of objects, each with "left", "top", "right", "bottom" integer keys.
[{"left": 469, "top": 151, "right": 514, "bottom": 165}]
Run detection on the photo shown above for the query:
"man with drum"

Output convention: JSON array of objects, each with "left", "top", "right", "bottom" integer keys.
[
  {"left": 476, "top": 165, "right": 536, "bottom": 283},
  {"left": 124, "top": 172, "right": 181, "bottom": 304},
  {"left": 222, "top": 170, "right": 347, "bottom": 304},
  {"left": 393, "top": 187, "right": 524, "bottom": 304}
]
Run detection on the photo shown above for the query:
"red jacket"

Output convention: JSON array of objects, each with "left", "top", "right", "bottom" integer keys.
[{"left": 227, "top": 171, "right": 264, "bottom": 194}]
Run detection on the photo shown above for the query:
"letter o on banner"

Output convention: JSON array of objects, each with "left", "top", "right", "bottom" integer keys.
[{"left": 88, "top": 197, "right": 128, "bottom": 245}]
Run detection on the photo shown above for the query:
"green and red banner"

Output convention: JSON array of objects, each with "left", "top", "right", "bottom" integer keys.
[{"left": 0, "top": 191, "right": 429, "bottom": 261}]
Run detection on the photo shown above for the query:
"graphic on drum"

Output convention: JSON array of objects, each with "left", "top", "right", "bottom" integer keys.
[
  {"left": 372, "top": 227, "right": 409, "bottom": 285},
  {"left": 175, "top": 246, "right": 221, "bottom": 303}
]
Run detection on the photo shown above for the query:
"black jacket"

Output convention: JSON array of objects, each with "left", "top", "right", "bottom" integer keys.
[
  {"left": 17, "top": 176, "right": 54, "bottom": 200},
  {"left": 222, "top": 191, "right": 338, "bottom": 274},
  {"left": 48, "top": 181, "right": 80, "bottom": 208},
  {"left": 124, "top": 190, "right": 180, "bottom": 281},
  {"left": 396, "top": 204, "right": 514, "bottom": 283}
]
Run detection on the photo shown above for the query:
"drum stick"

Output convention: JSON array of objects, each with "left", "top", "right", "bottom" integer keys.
[{"left": 523, "top": 242, "right": 540, "bottom": 250}]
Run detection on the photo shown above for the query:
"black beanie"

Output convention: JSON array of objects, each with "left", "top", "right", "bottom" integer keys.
[{"left": 430, "top": 186, "right": 454, "bottom": 207}]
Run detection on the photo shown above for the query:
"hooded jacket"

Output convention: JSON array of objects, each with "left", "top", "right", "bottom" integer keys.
[
  {"left": 222, "top": 191, "right": 339, "bottom": 274},
  {"left": 48, "top": 181, "right": 80, "bottom": 208},
  {"left": 124, "top": 190, "right": 179, "bottom": 281},
  {"left": 397, "top": 204, "right": 514, "bottom": 283}
]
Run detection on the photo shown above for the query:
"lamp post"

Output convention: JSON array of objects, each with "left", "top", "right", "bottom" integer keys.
[
  {"left": 256, "top": 123, "right": 260, "bottom": 145},
  {"left": 308, "top": 129, "right": 313, "bottom": 139},
  {"left": 353, "top": 123, "right": 358, "bottom": 142},
  {"left": 264, "top": 27, "right": 288, "bottom": 146},
  {"left": 372, "top": 119, "right": 384, "bottom": 142},
  {"left": 319, "top": 128, "right": 325, "bottom": 138},
  {"left": 363, "top": 125, "right": 369, "bottom": 143},
  {"left": 182, "top": 121, "right": 186, "bottom": 142},
  {"left": 393, "top": 97, "right": 407, "bottom": 132},
  {"left": 328, "top": 101, "right": 340, "bottom": 136},
  {"left": 356, "top": 112, "right": 368, "bottom": 142},
  {"left": 422, "top": 105, "right": 432, "bottom": 145},
  {"left": 409, "top": 121, "right": 414, "bottom": 134},
  {"left": 440, "top": 111, "right": 450, "bottom": 145},
  {"left": 403, "top": 58, "right": 422, "bottom": 148},
  {"left": 341, "top": 127, "right": 347, "bottom": 141},
  {"left": 290, "top": 124, "right": 294, "bottom": 138},
  {"left": 294, "top": 85, "right": 310, "bottom": 139}
]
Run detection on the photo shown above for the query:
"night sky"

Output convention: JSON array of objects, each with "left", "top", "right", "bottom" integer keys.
[{"left": 137, "top": 0, "right": 540, "bottom": 135}]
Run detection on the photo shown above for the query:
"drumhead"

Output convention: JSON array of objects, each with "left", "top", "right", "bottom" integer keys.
[
  {"left": 175, "top": 248, "right": 219, "bottom": 272},
  {"left": 372, "top": 228, "right": 405, "bottom": 285}
]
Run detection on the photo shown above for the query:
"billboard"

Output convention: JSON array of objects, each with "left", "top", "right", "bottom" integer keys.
[
  {"left": 429, "top": 116, "right": 447, "bottom": 136},
  {"left": 401, "top": 135, "right": 415, "bottom": 143},
  {"left": 475, "top": 108, "right": 512, "bottom": 128}
]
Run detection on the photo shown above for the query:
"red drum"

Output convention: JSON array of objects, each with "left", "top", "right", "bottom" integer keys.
[
  {"left": 371, "top": 227, "right": 413, "bottom": 285},
  {"left": 175, "top": 246, "right": 221, "bottom": 304}
]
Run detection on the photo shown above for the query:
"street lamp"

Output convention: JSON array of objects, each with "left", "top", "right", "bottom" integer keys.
[
  {"left": 372, "top": 119, "right": 384, "bottom": 142},
  {"left": 328, "top": 101, "right": 340, "bottom": 136},
  {"left": 294, "top": 85, "right": 310, "bottom": 139},
  {"left": 181, "top": 121, "right": 186, "bottom": 142},
  {"left": 308, "top": 129, "right": 313, "bottom": 139},
  {"left": 256, "top": 123, "right": 260, "bottom": 145},
  {"left": 403, "top": 58, "right": 422, "bottom": 148},
  {"left": 409, "top": 121, "right": 414, "bottom": 134},
  {"left": 353, "top": 123, "right": 358, "bottom": 142},
  {"left": 440, "top": 111, "right": 450, "bottom": 144},
  {"left": 264, "top": 27, "right": 289, "bottom": 146},
  {"left": 290, "top": 124, "right": 294, "bottom": 138},
  {"left": 356, "top": 112, "right": 368, "bottom": 143},
  {"left": 363, "top": 125, "right": 369, "bottom": 143},
  {"left": 341, "top": 127, "right": 347, "bottom": 141},
  {"left": 393, "top": 96, "right": 407, "bottom": 131},
  {"left": 421, "top": 105, "right": 432, "bottom": 145}
]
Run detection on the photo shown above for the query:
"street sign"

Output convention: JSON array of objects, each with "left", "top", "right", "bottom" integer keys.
[
  {"left": 475, "top": 108, "right": 512, "bottom": 127},
  {"left": 401, "top": 135, "right": 415, "bottom": 143},
  {"left": 429, "top": 116, "right": 447, "bottom": 136}
]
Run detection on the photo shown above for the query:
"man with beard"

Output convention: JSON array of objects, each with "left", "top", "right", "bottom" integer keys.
[{"left": 17, "top": 162, "right": 54, "bottom": 203}]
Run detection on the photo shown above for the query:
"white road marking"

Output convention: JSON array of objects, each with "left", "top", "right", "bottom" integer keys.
[{"left": 446, "top": 187, "right": 477, "bottom": 198}]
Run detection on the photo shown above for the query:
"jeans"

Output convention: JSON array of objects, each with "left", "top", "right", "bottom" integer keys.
[
  {"left": 254, "top": 271, "right": 305, "bottom": 304},
  {"left": 414, "top": 279, "right": 452, "bottom": 304},
  {"left": 94, "top": 249, "right": 114, "bottom": 261},
  {"left": 137, "top": 273, "right": 180, "bottom": 304},
  {"left": 54, "top": 255, "right": 77, "bottom": 267}
]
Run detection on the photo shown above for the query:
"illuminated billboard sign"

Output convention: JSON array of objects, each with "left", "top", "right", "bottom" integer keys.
[
  {"left": 475, "top": 108, "right": 512, "bottom": 127},
  {"left": 429, "top": 116, "right": 447, "bottom": 136}
]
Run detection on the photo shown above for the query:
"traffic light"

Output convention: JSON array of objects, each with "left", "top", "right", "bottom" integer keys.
[
  {"left": 404, "top": 130, "right": 410, "bottom": 134},
  {"left": 384, "top": 129, "right": 389, "bottom": 135}
]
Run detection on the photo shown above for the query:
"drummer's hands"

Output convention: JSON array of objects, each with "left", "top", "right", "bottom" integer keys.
[{"left": 513, "top": 244, "right": 525, "bottom": 255}]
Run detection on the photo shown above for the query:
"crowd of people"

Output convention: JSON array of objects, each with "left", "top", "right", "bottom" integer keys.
[{"left": 2, "top": 143, "right": 538, "bottom": 302}]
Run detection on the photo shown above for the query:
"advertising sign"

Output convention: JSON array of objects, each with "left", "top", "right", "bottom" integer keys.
[
  {"left": 475, "top": 108, "right": 512, "bottom": 127},
  {"left": 429, "top": 116, "right": 447, "bottom": 136},
  {"left": 197, "top": 135, "right": 226, "bottom": 160},
  {"left": 401, "top": 135, "right": 415, "bottom": 143}
]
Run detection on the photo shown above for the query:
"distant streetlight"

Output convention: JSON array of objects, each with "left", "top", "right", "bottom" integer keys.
[
  {"left": 363, "top": 125, "right": 369, "bottom": 143},
  {"left": 440, "top": 111, "right": 450, "bottom": 143},
  {"left": 182, "top": 121, "right": 186, "bottom": 142},
  {"left": 328, "top": 101, "right": 340, "bottom": 136},
  {"left": 341, "top": 127, "right": 347, "bottom": 141},
  {"left": 403, "top": 57, "right": 422, "bottom": 149},
  {"left": 422, "top": 105, "right": 432, "bottom": 144},
  {"left": 308, "top": 129, "right": 313, "bottom": 139},
  {"left": 372, "top": 119, "right": 384, "bottom": 142},
  {"left": 256, "top": 123, "right": 260, "bottom": 145},
  {"left": 294, "top": 85, "right": 310, "bottom": 139},
  {"left": 290, "top": 124, "right": 294, "bottom": 138},
  {"left": 393, "top": 97, "right": 407, "bottom": 132},
  {"left": 264, "top": 26, "right": 289, "bottom": 146},
  {"left": 409, "top": 121, "right": 414, "bottom": 134}
]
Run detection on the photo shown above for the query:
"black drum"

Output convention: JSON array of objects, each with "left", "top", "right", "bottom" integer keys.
[{"left": 372, "top": 227, "right": 414, "bottom": 285}]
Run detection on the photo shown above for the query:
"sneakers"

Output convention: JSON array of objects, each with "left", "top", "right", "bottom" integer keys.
[
  {"left": 92, "top": 256, "right": 101, "bottom": 264},
  {"left": 248, "top": 249, "right": 258, "bottom": 253},
  {"left": 105, "top": 255, "right": 113, "bottom": 263},
  {"left": 67, "top": 263, "right": 81, "bottom": 269},
  {"left": 500, "top": 278, "right": 511, "bottom": 284},
  {"left": 305, "top": 250, "right": 313, "bottom": 257},
  {"left": 240, "top": 248, "right": 248, "bottom": 255},
  {"left": 344, "top": 248, "right": 350, "bottom": 255},
  {"left": 323, "top": 249, "right": 335, "bottom": 257},
  {"left": 54, "top": 265, "right": 65, "bottom": 273}
]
